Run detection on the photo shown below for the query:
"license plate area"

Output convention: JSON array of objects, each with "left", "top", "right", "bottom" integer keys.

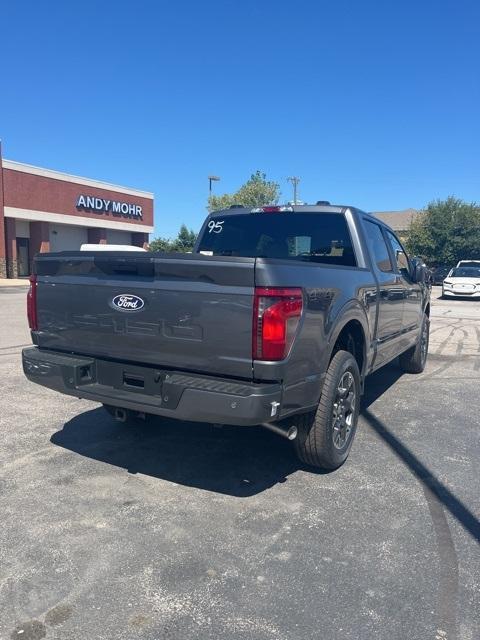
[
  {"left": 94, "top": 360, "right": 185, "bottom": 409},
  {"left": 96, "top": 360, "right": 164, "bottom": 396}
]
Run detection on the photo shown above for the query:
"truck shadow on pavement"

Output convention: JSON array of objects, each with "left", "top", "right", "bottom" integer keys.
[
  {"left": 50, "top": 361, "right": 406, "bottom": 497},
  {"left": 362, "top": 362, "right": 480, "bottom": 546},
  {"left": 51, "top": 410, "right": 305, "bottom": 497},
  {"left": 50, "top": 359, "right": 480, "bottom": 539}
]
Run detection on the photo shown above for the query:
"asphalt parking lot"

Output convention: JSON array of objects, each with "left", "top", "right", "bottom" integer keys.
[{"left": 0, "top": 286, "right": 479, "bottom": 640}]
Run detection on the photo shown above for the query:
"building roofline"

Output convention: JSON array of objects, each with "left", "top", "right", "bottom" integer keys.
[
  {"left": 371, "top": 208, "right": 420, "bottom": 216},
  {"left": 371, "top": 208, "right": 421, "bottom": 232},
  {"left": 2, "top": 159, "right": 154, "bottom": 199}
]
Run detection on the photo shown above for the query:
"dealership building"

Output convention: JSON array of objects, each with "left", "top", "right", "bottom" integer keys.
[{"left": 0, "top": 145, "right": 154, "bottom": 278}]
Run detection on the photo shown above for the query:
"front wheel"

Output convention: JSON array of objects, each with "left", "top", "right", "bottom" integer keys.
[
  {"left": 294, "top": 350, "right": 361, "bottom": 470},
  {"left": 399, "top": 312, "right": 430, "bottom": 373}
]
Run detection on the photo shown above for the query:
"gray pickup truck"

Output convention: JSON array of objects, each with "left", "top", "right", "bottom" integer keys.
[{"left": 23, "top": 203, "right": 430, "bottom": 469}]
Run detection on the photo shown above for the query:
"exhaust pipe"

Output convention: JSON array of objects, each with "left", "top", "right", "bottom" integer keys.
[
  {"left": 262, "top": 422, "right": 298, "bottom": 440},
  {"left": 114, "top": 408, "right": 127, "bottom": 422}
]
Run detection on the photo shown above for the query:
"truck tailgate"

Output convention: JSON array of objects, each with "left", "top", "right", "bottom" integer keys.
[{"left": 34, "top": 252, "right": 255, "bottom": 379}]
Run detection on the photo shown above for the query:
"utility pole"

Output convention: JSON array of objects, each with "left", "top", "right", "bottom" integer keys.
[
  {"left": 208, "top": 175, "right": 220, "bottom": 195},
  {"left": 287, "top": 176, "right": 300, "bottom": 205}
]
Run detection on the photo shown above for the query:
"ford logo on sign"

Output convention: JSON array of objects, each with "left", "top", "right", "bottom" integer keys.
[{"left": 112, "top": 294, "right": 145, "bottom": 312}]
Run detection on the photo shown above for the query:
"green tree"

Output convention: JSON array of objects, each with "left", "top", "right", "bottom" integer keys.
[
  {"left": 149, "top": 224, "right": 197, "bottom": 253},
  {"left": 171, "top": 224, "right": 197, "bottom": 252},
  {"left": 148, "top": 236, "right": 174, "bottom": 252},
  {"left": 208, "top": 170, "right": 281, "bottom": 212},
  {"left": 405, "top": 196, "right": 480, "bottom": 265}
]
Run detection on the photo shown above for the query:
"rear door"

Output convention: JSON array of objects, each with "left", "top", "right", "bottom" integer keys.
[
  {"left": 362, "top": 219, "right": 405, "bottom": 366},
  {"left": 34, "top": 253, "right": 255, "bottom": 379},
  {"left": 384, "top": 229, "right": 422, "bottom": 334}
]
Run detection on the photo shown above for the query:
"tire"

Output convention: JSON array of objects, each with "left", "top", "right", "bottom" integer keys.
[
  {"left": 293, "top": 350, "right": 361, "bottom": 470},
  {"left": 399, "top": 312, "right": 430, "bottom": 374}
]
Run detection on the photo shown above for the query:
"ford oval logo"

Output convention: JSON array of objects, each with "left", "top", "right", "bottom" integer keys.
[{"left": 112, "top": 294, "right": 145, "bottom": 312}]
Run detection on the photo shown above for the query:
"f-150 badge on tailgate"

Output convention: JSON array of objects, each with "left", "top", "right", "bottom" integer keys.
[{"left": 111, "top": 294, "right": 145, "bottom": 311}]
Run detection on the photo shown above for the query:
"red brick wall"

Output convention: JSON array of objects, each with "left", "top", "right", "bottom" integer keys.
[
  {"left": 29, "top": 222, "right": 50, "bottom": 272},
  {"left": 0, "top": 145, "right": 6, "bottom": 264},
  {"left": 4, "top": 218, "right": 18, "bottom": 278},
  {"left": 5, "top": 218, "right": 17, "bottom": 261},
  {"left": 3, "top": 168, "right": 153, "bottom": 228}
]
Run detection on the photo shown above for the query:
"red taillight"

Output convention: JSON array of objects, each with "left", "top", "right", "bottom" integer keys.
[
  {"left": 251, "top": 206, "right": 294, "bottom": 213},
  {"left": 253, "top": 287, "right": 303, "bottom": 361},
  {"left": 27, "top": 275, "right": 38, "bottom": 331}
]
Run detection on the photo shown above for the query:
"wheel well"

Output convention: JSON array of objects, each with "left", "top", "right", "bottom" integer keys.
[{"left": 331, "top": 320, "right": 365, "bottom": 375}]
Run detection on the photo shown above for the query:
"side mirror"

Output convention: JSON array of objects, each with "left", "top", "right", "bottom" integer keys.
[{"left": 410, "top": 257, "right": 426, "bottom": 283}]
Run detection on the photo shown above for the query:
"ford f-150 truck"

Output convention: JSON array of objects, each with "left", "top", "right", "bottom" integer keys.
[{"left": 22, "top": 203, "right": 430, "bottom": 469}]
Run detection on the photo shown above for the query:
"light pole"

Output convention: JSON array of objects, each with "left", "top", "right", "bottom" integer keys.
[
  {"left": 208, "top": 175, "right": 220, "bottom": 195},
  {"left": 287, "top": 176, "right": 301, "bottom": 205}
]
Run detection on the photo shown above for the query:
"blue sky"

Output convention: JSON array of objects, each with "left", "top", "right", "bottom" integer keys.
[{"left": 1, "top": 0, "right": 479, "bottom": 238}]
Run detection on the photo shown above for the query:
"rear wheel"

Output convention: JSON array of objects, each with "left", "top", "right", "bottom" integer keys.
[
  {"left": 399, "top": 312, "right": 429, "bottom": 373},
  {"left": 294, "top": 350, "right": 360, "bottom": 470}
]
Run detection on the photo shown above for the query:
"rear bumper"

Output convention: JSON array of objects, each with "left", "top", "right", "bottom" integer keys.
[{"left": 22, "top": 347, "right": 283, "bottom": 426}]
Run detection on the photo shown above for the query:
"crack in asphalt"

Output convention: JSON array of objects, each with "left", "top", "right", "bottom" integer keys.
[
  {"left": 363, "top": 408, "right": 480, "bottom": 640},
  {"left": 422, "top": 485, "right": 459, "bottom": 640}
]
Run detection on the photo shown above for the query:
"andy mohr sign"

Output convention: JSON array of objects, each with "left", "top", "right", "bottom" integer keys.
[{"left": 76, "top": 195, "right": 143, "bottom": 218}]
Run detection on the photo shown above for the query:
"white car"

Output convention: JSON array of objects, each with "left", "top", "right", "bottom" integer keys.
[
  {"left": 456, "top": 260, "right": 480, "bottom": 268},
  {"left": 442, "top": 266, "right": 480, "bottom": 298}
]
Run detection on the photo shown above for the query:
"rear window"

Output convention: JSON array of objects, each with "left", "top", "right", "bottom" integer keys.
[{"left": 196, "top": 213, "right": 357, "bottom": 266}]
